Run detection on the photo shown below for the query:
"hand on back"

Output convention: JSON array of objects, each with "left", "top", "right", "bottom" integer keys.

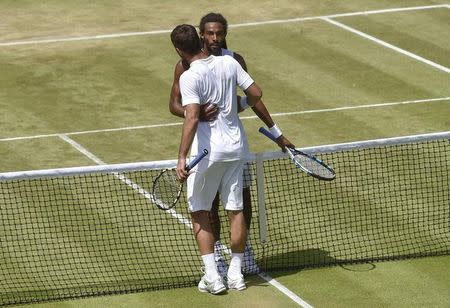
[{"left": 199, "top": 103, "right": 219, "bottom": 121}]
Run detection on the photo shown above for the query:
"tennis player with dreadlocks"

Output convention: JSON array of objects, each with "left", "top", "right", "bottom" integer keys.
[{"left": 169, "top": 13, "right": 288, "bottom": 277}]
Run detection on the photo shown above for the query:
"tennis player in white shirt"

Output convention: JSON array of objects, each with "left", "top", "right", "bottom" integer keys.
[{"left": 170, "top": 24, "right": 293, "bottom": 294}]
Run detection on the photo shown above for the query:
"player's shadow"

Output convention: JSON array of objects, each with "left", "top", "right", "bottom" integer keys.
[
  {"left": 246, "top": 248, "right": 377, "bottom": 287},
  {"left": 261, "top": 247, "right": 336, "bottom": 269},
  {"left": 246, "top": 248, "right": 334, "bottom": 287}
]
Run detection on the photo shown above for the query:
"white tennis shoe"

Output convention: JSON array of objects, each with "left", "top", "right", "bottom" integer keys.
[
  {"left": 198, "top": 275, "right": 226, "bottom": 294},
  {"left": 227, "top": 274, "right": 246, "bottom": 291}
]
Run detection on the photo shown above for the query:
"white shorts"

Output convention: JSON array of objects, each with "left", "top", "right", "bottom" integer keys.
[{"left": 187, "top": 159, "right": 244, "bottom": 212}]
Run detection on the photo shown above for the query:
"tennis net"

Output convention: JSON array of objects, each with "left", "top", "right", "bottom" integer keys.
[{"left": 0, "top": 132, "right": 449, "bottom": 305}]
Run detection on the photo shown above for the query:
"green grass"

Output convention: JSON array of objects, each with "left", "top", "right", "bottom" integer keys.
[
  {"left": 18, "top": 275, "right": 301, "bottom": 308},
  {"left": 339, "top": 8, "right": 450, "bottom": 67},
  {"left": 1, "top": 0, "right": 445, "bottom": 42},
  {"left": 260, "top": 141, "right": 449, "bottom": 268},
  {"left": 2, "top": 139, "right": 447, "bottom": 306},
  {"left": 0, "top": 171, "right": 202, "bottom": 304},
  {"left": 0, "top": 36, "right": 176, "bottom": 137},
  {"left": 272, "top": 256, "right": 450, "bottom": 307}
]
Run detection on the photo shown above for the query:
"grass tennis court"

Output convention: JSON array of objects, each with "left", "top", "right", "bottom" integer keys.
[{"left": 1, "top": 0, "right": 449, "bottom": 307}]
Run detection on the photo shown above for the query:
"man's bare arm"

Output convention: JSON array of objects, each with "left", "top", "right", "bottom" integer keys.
[
  {"left": 176, "top": 104, "right": 200, "bottom": 182},
  {"left": 169, "top": 61, "right": 187, "bottom": 118},
  {"left": 243, "top": 83, "right": 262, "bottom": 107}
]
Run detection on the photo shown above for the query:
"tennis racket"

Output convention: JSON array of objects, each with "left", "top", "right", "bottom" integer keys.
[
  {"left": 259, "top": 127, "right": 335, "bottom": 181},
  {"left": 151, "top": 149, "right": 208, "bottom": 210}
]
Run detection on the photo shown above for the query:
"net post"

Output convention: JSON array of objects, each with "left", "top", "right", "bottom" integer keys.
[{"left": 255, "top": 152, "right": 268, "bottom": 245}]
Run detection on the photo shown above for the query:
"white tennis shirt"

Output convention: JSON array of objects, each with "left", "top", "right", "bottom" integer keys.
[{"left": 179, "top": 55, "right": 254, "bottom": 161}]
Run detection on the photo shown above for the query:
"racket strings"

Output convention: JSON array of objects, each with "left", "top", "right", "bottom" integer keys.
[
  {"left": 152, "top": 170, "right": 181, "bottom": 209},
  {"left": 293, "top": 153, "right": 334, "bottom": 179}
]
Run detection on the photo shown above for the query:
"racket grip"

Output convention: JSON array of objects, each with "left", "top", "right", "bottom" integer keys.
[
  {"left": 259, "top": 127, "right": 278, "bottom": 143},
  {"left": 186, "top": 149, "right": 208, "bottom": 171}
]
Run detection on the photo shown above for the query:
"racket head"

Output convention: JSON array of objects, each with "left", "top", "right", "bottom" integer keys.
[
  {"left": 287, "top": 148, "right": 336, "bottom": 181},
  {"left": 150, "top": 149, "right": 208, "bottom": 210},
  {"left": 151, "top": 169, "right": 182, "bottom": 210}
]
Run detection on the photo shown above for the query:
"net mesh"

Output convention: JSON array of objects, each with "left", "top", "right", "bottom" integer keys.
[
  {"left": 292, "top": 151, "right": 335, "bottom": 179},
  {"left": 0, "top": 134, "right": 449, "bottom": 305},
  {"left": 261, "top": 139, "right": 449, "bottom": 269}
]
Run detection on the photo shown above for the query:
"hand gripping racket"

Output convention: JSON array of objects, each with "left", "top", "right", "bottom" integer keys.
[
  {"left": 151, "top": 149, "right": 208, "bottom": 210},
  {"left": 259, "top": 127, "right": 335, "bottom": 181}
]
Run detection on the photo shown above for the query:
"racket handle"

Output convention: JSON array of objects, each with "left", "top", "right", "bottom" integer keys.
[
  {"left": 186, "top": 149, "right": 208, "bottom": 171},
  {"left": 258, "top": 127, "right": 278, "bottom": 143}
]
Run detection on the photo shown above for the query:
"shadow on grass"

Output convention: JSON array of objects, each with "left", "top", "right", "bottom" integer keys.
[{"left": 246, "top": 247, "right": 377, "bottom": 286}]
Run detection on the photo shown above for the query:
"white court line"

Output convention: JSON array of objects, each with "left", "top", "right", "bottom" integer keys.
[
  {"left": 239, "top": 97, "right": 450, "bottom": 120},
  {"left": 59, "top": 134, "right": 306, "bottom": 306},
  {"left": 258, "top": 272, "right": 313, "bottom": 308},
  {"left": 0, "top": 122, "right": 182, "bottom": 141},
  {"left": 1, "top": 96, "right": 448, "bottom": 142},
  {"left": 0, "top": 4, "right": 447, "bottom": 47},
  {"left": 58, "top": 134, "right": 193, "bottom": 228},
  {"left": 322, "top": 17, "right": 450, "bottom": 74},
  {"left": 229, "top": 4, "right": 448, "bottom": 27},
  {"left": 58, "top": 134, "right": 105, "bottom": 165}
]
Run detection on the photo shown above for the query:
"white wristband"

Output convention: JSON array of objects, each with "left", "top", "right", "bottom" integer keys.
[
  {"left": 269, "top": 124, "right": 283, "bottom": 139},
  {"left": 239, "top": 96, "right": 251, "bottom": 110},
  {"left": 183, "top": 109, "right": 186, "bottom": 117}
]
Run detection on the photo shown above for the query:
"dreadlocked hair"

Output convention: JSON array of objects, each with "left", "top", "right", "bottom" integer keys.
[{"left": 199, "top": 12, "right": 228, "bottom": 34}]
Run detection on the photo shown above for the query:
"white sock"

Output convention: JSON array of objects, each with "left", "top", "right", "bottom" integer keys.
[
  {"left": 228, "top": 252, "right": 244, "bottom": 279},
  {"left": 202, "top": 253, "right": 220, "bottom": 281}
]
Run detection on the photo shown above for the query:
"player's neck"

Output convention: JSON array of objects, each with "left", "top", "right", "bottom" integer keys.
[{"left": 185, "top": 50, "right": 208, "bottom": 64}]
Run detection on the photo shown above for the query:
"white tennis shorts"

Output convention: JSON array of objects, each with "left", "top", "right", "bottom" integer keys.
[{"left": 186, "top": 159, "right": 244, "bottom": 212}]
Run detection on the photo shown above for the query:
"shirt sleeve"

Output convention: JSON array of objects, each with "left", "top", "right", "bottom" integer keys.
[
  {"left": 233, "top": 58, "right": 254, "bottom": 91},
  {"left": 179, "top": 71, "right": 201, "bottom": 106}
]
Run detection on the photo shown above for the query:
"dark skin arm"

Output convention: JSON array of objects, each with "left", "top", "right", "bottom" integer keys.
[{"left": 169, "top": 60, "right": 218, "bottom": 121}]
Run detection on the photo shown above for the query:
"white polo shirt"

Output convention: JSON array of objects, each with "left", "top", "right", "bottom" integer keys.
[{"left": 179, "top": 55, "right": 254, "bottom": 162}]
